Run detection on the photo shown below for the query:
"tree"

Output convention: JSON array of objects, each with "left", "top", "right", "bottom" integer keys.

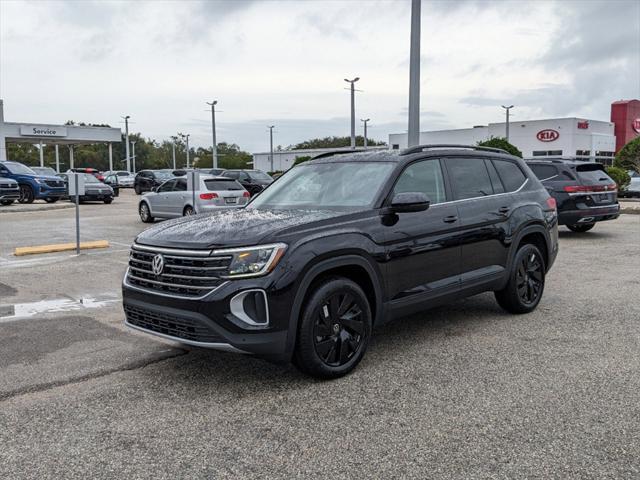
[
  {"left": 614, "top": 136, "right": 640, "bottom": 173},
  {"left": 293, "top": 155, "right": 312, "bottom": 166},
  {"left": 291, "top": 136, "right": 386, "bottom": 150},
  {"left": 605, "top": 166, "right": 631, "bottom": 191},
  {"left": 192, "top": 143, "right": 252, "bottom": 169},
  {"left": 477, "top": 137, "right": 522, "bottom": 158}
]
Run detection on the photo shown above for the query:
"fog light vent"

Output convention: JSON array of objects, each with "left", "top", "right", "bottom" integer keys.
[{"left": 229, "top": 289, "right": 269, "bottom": 326}]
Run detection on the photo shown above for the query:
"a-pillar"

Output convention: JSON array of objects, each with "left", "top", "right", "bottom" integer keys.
[
  {"left": 108, "top": 143, "right": 113, "bottom": 172},
  {"left": 39, "top": 141, "right": 44, "bottom": 167},
  {"left": 55, "top": 145, "right": 60, "bottom": 172}
]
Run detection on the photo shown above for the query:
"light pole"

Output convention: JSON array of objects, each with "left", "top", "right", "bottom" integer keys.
[
  {"left": 344, "top": 77, "right": 360, "bottom": 149},
  {"left": 268, "top": 125, "right": 275, "bottom": 172},
  {"left": 171, "top": 136, "right": 177, "bottom": 170},
  {"left": 502, "top": 105, "right": 514, "bottom": 142},
  {"left": 180, "top": 133, "right": 191, "bottom": 168},
  {"left": 131, "top": 140, "right": 137, "bottom": 173},
  {"left": 408, "top": 0, "right": 421, "bottom": 147},
  {"left": 122, "top": 115, "right": 131, "bottom": 172},
  {"left": 206, "top": 100, "right": 218, "bottom": 169},
  {"left": 361, "top": 118, "right": 370, "bottom": 148}
]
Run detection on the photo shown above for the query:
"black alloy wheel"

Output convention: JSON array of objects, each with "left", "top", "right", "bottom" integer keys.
[
  {"left": 18, "top": 185, "right": 34, "bottom": 204},
  {"left": 295, "top": 277, "right": 372, "bottom": 378},
  {"left": 495, "top": 244, "right": 545, "bottom": 314},
  {"left": 134, "top": 184, "right": 142, "bottom": 195},
  {"left": 567, "top": 223, "right": 595, "bottom": 233}
]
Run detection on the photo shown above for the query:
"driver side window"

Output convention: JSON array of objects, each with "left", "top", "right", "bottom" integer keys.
[
  {"left": 393, "top": 159, "right": 446, "bottom": 204},
  {"left": 158, "top": 180, "right": 176, "bottom": 192}
]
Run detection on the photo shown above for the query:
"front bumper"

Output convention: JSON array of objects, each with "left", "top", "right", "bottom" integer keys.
[
  {"left": 0, "top": 188, "right": 20, "bottom": 201},
  {"left": 558, "top": 204, "right": 620, "bottom": 225},
  {"left": 122, "top": 274, "right": 292, "bottom": 361}
]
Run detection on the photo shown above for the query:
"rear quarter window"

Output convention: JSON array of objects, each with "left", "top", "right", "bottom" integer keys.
[
  {"left": 204, "top": 179, "right": 244, "bottom": 191},
  {"left": 493, "top": 160, "right": 527, "bottom": 192}
]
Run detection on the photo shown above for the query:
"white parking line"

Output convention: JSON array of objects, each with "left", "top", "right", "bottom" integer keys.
[{"left": 0, "top": 293, "right": 121, "bottom": 322}]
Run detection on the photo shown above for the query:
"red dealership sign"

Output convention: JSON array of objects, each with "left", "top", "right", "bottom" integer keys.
[
  {"left": 632, "top": 118, "right": 640, "bottom": 134},
  {"left": 536, "top": 129, "right": 559, "bottom": 142},
  {"left": 577, "top": 121, "right": 589, "bottom": 129}
]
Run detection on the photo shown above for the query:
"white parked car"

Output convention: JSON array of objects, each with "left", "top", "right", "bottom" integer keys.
[
  {"left": 104, "top": 170, "right": 135, "bottom": 187},
  {"left": 138, "top": 175, "right": 250, "bottom": 222}
]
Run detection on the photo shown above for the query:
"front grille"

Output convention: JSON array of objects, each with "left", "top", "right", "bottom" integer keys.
[
  {"left": 0, "top": 183, "right": 18, "bottom": 189},
  {"left": 126, "top": 244, "right": 230, "bottom": 298},
  {"left": 125, "top": 304, "right": 224, "bottom": 343},
  {"left": 44, "top": 180, "right": 65, "bottom": 188}
]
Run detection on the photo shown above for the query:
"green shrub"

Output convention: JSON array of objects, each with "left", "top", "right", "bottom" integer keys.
[
  {"left": 477, "top": 137, "right": 522, "bottom": 158},
  {"left": 606, "top": 166, "right": 631, "bottom": 191},
  {"left": 293, "top": 155, "right": 312, "bottom": 166},
  {"left": 614, "top": 136, "right": 640, "bottom": 173}
]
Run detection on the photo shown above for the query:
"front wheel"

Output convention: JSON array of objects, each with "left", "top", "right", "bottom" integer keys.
[
  {"left": 495, "top": 244, "right": 545, "bottom": 314},
  {"left": 18, "top": 185, "right": 34, "bottom": 204},
  {"left": 134, "top": 185, "right": 142, "bottom": 195},
  {"left": 567, "top": 223, "right": 595, "bottom": 233},
  {"left": 104, "top": 198, "right": 113, "bottom": 204},
  {"left": 139, "top": 202, "right": 154, "bottom": 223},
  {"left": 294, "top": 277, "right": 372, "bottom": 379}
]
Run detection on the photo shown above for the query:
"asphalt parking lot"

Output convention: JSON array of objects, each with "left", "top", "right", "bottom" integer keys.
[{"left": 0, "top": 190, "right": 639, "bottom": 479}]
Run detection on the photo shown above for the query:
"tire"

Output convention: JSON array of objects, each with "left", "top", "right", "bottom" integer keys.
[
  {"left": 139, "top": 202, "right": 154, "bottom": 223},
  {"left": 104, "top": 198, "right": 113, "bottom": 204},
  {"left": 0, "top": 200, "right": 14, "bottom": 206},
  {"left": 134, "top": 185, "right": 142, "bottom": 195},
  {"left": 294, "top": 277, "right": 372, "bottom": 379},
  {"left": 44, "top": 197, "right": 58, "bottom": 203},
  {"left": 567, "top": 223, "right": 595, "bottom": 233},
  {"left": 495, "top": 244, "right": 545, "bottom": 314},
  {"left": 183, "top": 205, "right": 195, "bottom": 216},
  {"left": 18, "top": 185, "right": 34, "bottom": 204}
]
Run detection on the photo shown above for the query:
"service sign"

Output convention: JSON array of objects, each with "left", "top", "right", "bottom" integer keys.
[
  {"left": 632, "top": 118, "right": 640, "bottom": 134},
  {"left": 20, "top": 125, "right": 68, "bottom": 137},
  {"left": 536, "top": 129, "right": 559, "bottom": 142}
]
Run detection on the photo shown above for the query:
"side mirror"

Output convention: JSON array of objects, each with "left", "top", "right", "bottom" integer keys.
[{"left": 390, "top": 192, "right": 430, "bottom": 213}]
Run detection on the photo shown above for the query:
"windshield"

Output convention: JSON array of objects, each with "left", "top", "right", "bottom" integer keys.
[
  {"left": 154, "top": 171, "right": 174, "bottom": 180},
  {"left": 575, "top": 164, "right": 612, "bottom": 184},
  {"left": 117, "top": 171, "right": 130, "bottom": 176},
  {"left": 32, "top": 167, "right": 57, "bottom": 176},
  {"left": 248, "top": 171, "right": 273, "bottom": 182},
  {"left": 248, "top": 161, "right": 394, "bottom": 210},
  {"left": 5, "top": 162, "right": 36, "bottom": 175},
  {"left": 83, "top": 173, "right": 100, "bottom": 183}
]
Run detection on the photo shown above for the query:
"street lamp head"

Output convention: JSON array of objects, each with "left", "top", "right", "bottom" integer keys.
[
  {"left": 344, "top": 77, "right": 360, "bottom": 83},
  {"left": 501, "top": 105, "right": 514, "bottom": 109},
  {"left": 361, "top": 118, "right": 370, "bottom": 122}
]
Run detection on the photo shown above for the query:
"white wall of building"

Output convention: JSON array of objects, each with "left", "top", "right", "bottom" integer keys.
[
  {"left": 389, "top": 117, "right": 616, "bottom": 163},
  {"left": 252, "top": 146, "right": 387, "bottom": 172}
]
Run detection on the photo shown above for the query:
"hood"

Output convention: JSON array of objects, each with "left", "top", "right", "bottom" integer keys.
[{"left": 135, "top": 208, "right": 349, "bottom": 249}]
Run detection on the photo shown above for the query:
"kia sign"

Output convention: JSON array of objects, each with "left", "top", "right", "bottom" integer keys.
[
  {"left": 537, "top": 129, "right": 559, "bottom": 142},
  {"left": 632, "top": 118, "right": 640, "bottom": 134},
  {"left": 577, "top": 121, "right": 589, "bottom": 130},
  {"left": 19, "top": 125, "right": 68, "bottom": 137}
]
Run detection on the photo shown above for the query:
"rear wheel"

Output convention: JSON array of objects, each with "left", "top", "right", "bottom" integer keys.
[
  {"left": 495, "top": 244, "right": 545, "bottom": 314},
  {"left": 183, "top": 205, "right": 194, "bottom": 216},
  {"left": 567, "top": 223, "right": 595, "bottom": 233},
  {"left": 134, "top": 184, "right": 142, "bottom": 195},
  {"left": 44, "top": 197, "right": 58, "bottom": 203},
  {"left": 139, "top": 202, "right": 154, "bottom": 223},
  {"left": 18, "top": 185, "right": 34, "bottom": 204},
  {"left": 294, "top": 277, "right": 372, "bottom": 379}
]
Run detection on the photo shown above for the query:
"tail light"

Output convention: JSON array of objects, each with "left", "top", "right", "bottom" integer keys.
[
  {"left": 546, "top": 197, "right": 557, "bottom": 210},
  {"left": 199, "top": 192, "right": 219, "bottom": 200},
  {"left": 243, "top": 191, "right": 250, "bottom": 198},
  {"left": 563, "top": 184, "right": 617, "bottom": 193}
]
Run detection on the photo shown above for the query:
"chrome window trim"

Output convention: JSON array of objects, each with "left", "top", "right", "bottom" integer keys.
[
  {"left": 439, "top": 178, "right": 529, "bottom": 206},
  {"left": 567, "top": 190, "right": 617, "bottom": 197}
]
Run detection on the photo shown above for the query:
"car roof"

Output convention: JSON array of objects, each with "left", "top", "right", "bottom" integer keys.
[{"left": 525, "top": 159, "right": 602, "bottom": 167}]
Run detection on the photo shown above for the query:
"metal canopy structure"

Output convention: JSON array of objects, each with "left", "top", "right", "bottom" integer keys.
[{"left": 0, "top": 99, "right": 122, "bottom": 172}]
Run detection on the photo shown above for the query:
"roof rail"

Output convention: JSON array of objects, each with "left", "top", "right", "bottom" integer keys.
[
  {"left": 311, "top": 149, "right": 368, "bottom": 160},
  {"left": 400, "top": 144, "right": 509, "bottom": 156}
]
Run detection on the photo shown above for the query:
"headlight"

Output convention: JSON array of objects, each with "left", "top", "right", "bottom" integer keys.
[
  {"left": 216, "top": 243, "right": 287, "bottom": 278},
  {"left": 34, "top": 178, "right": 45, "bottom": 184}
]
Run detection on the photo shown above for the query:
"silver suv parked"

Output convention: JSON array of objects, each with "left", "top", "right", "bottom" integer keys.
[{"left": 138, "top": 175, "right": 249, "bottom": 222}]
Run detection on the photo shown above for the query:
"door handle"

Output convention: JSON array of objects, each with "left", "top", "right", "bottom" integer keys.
[
  {"left": 443, "top": 215, "right": 458, "bottom": 223},
  {"left": 498, "top": 207, "right": 510, "bottom": 215}
]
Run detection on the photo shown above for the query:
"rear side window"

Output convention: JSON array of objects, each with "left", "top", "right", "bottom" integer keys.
[
  {"left": 204, "top": 179, "right": 244, "bottom": 191},
  {"left": 485, "top": 160, "right": 505, "bottom": 194},
  {"left": 445, "top": 157, "right": 494, "bottom": 200},
  {"left": 393, "top": 159, "right": 446, "bottom": 204},
  {"left": 529, "top": 164, "right": 558, "bottom": 181},
  {"left": 493, "top": 160, "right": 527, "bottom": 192},
  {"left": 575, "top": 164, "right": 613, "bottom": 184}
]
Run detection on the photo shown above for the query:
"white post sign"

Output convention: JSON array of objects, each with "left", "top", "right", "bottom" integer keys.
[
  {"left": 187, "top": 171, "right": 200, "bottom": 214},
  {"left": 67, "top": 173, "right": 85, "bottom": 254}
]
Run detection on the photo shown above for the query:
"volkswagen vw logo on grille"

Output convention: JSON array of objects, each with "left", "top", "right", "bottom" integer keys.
[{"left": 151, "top": 254, "right": 165, "bottom": 276}]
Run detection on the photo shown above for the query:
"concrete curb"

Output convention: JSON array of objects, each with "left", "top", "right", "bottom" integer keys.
[{"left": 0, "top": 202, "right": 74, "bottom": 214}]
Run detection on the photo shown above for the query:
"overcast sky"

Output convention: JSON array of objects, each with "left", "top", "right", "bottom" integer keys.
[{"left": 1, "top": 0, "right": 639, "bottom": 152}]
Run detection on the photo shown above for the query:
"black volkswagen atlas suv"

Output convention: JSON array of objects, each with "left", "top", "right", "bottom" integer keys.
[{"left": 123, "top": 145, "right": 558, "bottom": 378}]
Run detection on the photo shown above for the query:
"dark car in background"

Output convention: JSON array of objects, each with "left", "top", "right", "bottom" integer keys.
[
  {"left": 220, "top": 169, "right": 273, "bottom": 196},
  {"left": 134, "top": 169, "right": 174, "bottom": 194},
  {"left": 526, "top": 160, "right": 619, "bottom": 232},
  {"left": 59, "top": 173, "right": 114, "bottom": 204},
  {"left": 69, "top": 167, "right": 105, "bottom": 182},
  {"left": 0, "top": 161, "right": 67, "bottom": 204},
  {"left": 0, "top": 177, "right": 20, "bottom": 205},
  {"left": 123, "top": 145, "right": 558, "bottom": 378}
]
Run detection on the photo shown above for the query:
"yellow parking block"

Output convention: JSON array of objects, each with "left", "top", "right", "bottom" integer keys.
[{"left": 14, "top": 240, "right": 110, "bottom": 256}]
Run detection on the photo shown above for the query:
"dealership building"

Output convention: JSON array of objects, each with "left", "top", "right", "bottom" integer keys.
[
  {"left": 0, "top": 99, "right": 122, "bottom": 172},
  {"left": 389, "top": 100, "right": 640, "bottom": 165}
]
